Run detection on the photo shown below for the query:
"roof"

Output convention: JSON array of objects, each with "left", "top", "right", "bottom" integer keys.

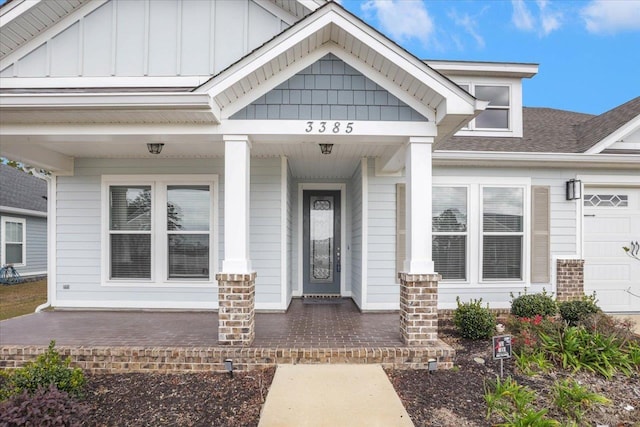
[
  {"left": 576, "top": 96, "right": 640, "bottom": 152},
  {"left": 0, "top": 164, "right": 47, "bottom": 213},
  {"left": 441, "top": 97, "right": 640, "bottom": 153}
]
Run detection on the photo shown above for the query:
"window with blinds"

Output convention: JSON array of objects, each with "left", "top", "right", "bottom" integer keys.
[
  {"left": 167, "top": 185, "right": 210, "bottom": 279},
  {"left": 107, "top": 180, "right": 214, "bottom": 282},
  {"left": 2, "top": 217, "right": 26, "bottom": 266},
  {"left": 433, "top": 186, "right": 468, "bottom": 280},
  {"left": 482, "top": 186, "right": 524, "bottom": 280},
  {"left": 109, "top": 186, "right": 152, "bottom": 279}
]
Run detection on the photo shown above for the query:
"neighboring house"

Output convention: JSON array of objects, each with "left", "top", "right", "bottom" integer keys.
[
  {"left": 0, "top": 164, "right": 47, "bottom": 279},
  {"left": 0, "top": 0, "right": 638, "bottom": 344}
]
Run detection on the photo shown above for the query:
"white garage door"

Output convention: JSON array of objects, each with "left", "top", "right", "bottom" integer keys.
[{"left": 584, "top": 187, "right": 640, "bottom": 313}]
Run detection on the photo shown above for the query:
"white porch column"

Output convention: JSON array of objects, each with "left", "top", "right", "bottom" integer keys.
[
  {"left": 222, "top": 135, "right": 252, "bottom": 273},
  {"left": 403, "top": 137, "right": 435, "bottom": 274}
]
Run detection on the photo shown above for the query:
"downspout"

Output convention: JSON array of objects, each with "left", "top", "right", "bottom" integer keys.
[{"left": 35, "top": 172, "right": 53, "bottom": 313}]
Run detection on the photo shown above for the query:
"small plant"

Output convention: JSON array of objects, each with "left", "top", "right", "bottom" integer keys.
[
  {"left": 626, "top": 341, "right": 640, "bottom": 370},
  {"left": 0, "top": 384, "right": 90, "bottom": 427},
  {"left": 1, "top": 340, "right": 85, "bottom": 399},
  {"left": 484, "top": 376, "right": 558, "bottom": 426},
  {"left": 454, "top": 297, "right": 497, "bottom": 340},
  {"left": 558, "top": 294, "right": 600, "bottom": 326},
  {"left": 510, "top": 289, "right": 557, "bottom": 318},
  {"left": 514, "top": 349, "right": 552, "bottom": 376},
  {"left": 551, "top": 378, "right": 610, "bottom": 423},
  {"left": 540, "top": 326, "right": 633, "bottom": 379}
]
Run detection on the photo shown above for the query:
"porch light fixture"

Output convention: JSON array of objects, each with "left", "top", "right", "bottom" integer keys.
[
  {"left": 147, "top": 143, "right": 164, "bottom": 155},
  {"left": 224, "top": 359, "right": 233, "bottom": 377},
  {"left": 319, "top": 143, "right": 333, "bottom": 155},
  {"left": 428, "top": 358, "right": 437, "bottom": 373},
  {"left": 565, "top": 179, "right": 582, "bottom": 201}
]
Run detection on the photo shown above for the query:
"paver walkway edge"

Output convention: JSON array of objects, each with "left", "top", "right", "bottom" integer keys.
[{"left": 258, "top": 364, "right": 414, "bottom": 427}]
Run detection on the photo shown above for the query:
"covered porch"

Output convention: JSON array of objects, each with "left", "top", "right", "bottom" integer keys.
[{"left": 0, "top": 300, "right": 454, "bottom": 372}]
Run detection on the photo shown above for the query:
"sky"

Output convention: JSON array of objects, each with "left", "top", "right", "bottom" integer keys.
[
  {"left": 339, "top": 0, "right": 640, "bottom": 115},
  {"left": 0, "top": 0, "right": 637, "bottom": 115}
]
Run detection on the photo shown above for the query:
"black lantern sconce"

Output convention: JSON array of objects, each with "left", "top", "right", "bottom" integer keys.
[
  {"left": 565, "top": 179, "right": 582, "bottom": 201},
  {"left": 319, "top": 143, "right": 333, "bottom": 155},
  {"left": 147, "top": 143, "right": 164, "bottom": 155}
]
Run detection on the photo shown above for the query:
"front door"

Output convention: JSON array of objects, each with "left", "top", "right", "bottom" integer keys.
[{"left": 303, "top": 190, "right": 341, "bottom": 295}]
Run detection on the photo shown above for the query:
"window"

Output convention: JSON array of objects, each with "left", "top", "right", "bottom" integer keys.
[
  {"left": 458, "top": 84, "right": 511, "bottom": 130},
  {"left": 1, "top": 217, "right": 26, "bottom": 266},
  {"left": 104, "top": 176, "right": 216, "bottom": 284},
  {"left": 432, "top": 186, "right": 467, "bottom": 280},
  {"left": 482, "top": 187, "right": 524, "bottom": 280}
]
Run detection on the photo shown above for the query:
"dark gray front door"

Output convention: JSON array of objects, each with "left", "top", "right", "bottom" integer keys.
[{"left": 303, "top": 190, "right": 341, "bottom": 295}]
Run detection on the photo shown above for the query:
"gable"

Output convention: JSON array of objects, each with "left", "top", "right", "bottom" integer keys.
[
  {"left": 230, "top": 54, "right": 427, "bottom": 121},
  {"left": 0, "top": 0, "right": 293, "bottom": 80}
]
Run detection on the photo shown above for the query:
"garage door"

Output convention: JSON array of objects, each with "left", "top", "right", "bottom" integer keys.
[{"left": 584, "top": 187, "right": 640, "bottom": 313}]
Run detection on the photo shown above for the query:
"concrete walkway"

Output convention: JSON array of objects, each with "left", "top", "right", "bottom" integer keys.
[{"left": 259, "top": 364, "right": 413, "bottom": 427}]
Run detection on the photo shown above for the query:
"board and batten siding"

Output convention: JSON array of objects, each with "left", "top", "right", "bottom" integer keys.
[
  {"left": 349, "top": 159, "right": 363, "bottom": 308},
  {"left": 1, "top": 0, "right": 289, "bottom": 78},
  {"left": 54, "top": 157, "right": 283, "bottom": 309}
]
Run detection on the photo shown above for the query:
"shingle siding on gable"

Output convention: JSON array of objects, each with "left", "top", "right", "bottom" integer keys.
[{"left": 231, "top": 54, "right": 428, "bottom": 121}]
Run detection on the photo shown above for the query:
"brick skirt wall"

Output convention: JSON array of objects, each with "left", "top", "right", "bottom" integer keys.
[{"left": 0, "top": 344, "right": 455, "bottom": 373}]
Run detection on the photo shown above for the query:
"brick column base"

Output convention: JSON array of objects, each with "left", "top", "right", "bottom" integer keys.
[
  {"left": 399, "top": 273, "right": 441, "bottom": 346},
  {"left": 216, "top": 273, "right": 256, "bottom": 346},
  {"left": 556, "top": 259, "right": 585, "bottom": 302}
]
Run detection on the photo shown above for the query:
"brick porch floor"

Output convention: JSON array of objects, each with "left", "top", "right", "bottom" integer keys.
[{"left": 0, "top": 299, "right": 454, "bottom": 372}]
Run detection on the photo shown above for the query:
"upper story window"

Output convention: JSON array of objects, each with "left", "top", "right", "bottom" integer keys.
[{"left": 459, "top": 84, "right": 511, "bottom": 131}]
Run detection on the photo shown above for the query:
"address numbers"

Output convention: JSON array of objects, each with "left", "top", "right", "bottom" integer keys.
[{"left": 305, "top": 121, "right": 354, "bottom": 134}]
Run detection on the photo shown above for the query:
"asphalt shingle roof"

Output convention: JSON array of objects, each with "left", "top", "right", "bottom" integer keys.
[
  {"left": 440, "top": 97, "right": 640, "bottom": 153},
  {"left": 0, "top": 164, "right": 47, "bottom": 213}
]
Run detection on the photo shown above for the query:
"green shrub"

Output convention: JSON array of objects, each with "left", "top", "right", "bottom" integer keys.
[
  {"left": 558, "top": 294, "right": 600, "bottom": 326},
  {"left": 511, "top": 290, "right": 557, "bottom": 318},
  {"left": 0, "top": 384, "right": 89, "bottom": 427},
  {"left": 454, "top": 297, "right": 496, "bottom": 340},
  {"left": 1, "top": 341, "right": 85, "bottom": 399}
]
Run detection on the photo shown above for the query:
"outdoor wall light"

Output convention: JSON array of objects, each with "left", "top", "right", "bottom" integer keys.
[
  {"left": 224, "top": 359, "right": 233, "bottom": 377},
  {"left": 319, "top": 143, "right": 333, "bottom": 155},
  {"left": 428, "top": 358, "right": 437, "bottom": 373},
  {"left": 147, "top": 143, "right": 164, "bottom": 155},
  {"left": 565, "top": 179, "right": 582, "bottom": 201}
]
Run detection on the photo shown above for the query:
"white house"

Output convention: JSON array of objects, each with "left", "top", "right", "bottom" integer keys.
[{"left": 0, "top": 0, "right": 638, "bottom": 345}]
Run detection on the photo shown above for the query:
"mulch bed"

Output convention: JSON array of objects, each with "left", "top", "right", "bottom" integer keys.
[
  {"left": 81, "top": 368, "right": 275, "bottom": 427},
  {"left": 386, "top": 322, "right": 640, "bottom": 426}
]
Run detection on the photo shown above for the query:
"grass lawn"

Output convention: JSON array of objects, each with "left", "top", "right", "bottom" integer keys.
[{"left": 0, "top": 279, "right": 47, "bottom": 321}]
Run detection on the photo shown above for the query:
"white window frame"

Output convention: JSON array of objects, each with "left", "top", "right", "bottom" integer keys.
[
  {"left": 432, "top": 177, "right": 530, "bottom": 287},
  {"left": 101, "top": 175, "right": 218, "bottom": 287},
  {"left": 1, "top": 216, "right": 26, "bottom": 267},
  {"left": 454, "top": 78, "right": 524, "bottom": 138},
  {"left": 480, "top": 185, "right": 526, "bottom": 283},
  {"left": 432, "top": 185, "right": 470, "bottom": 283}
]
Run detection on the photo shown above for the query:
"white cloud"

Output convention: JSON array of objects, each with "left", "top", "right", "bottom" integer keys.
[
  {"left": 582, "top": 0, "right": 640, "bottom": 34},
  {"left": 361, "top": 0, "right": 435, "bottom": 45},
  {"left": 449, "top": 10, "right": 485, "bottom": 49},
  {"left": 511, "top": 0, "right": 562, "bottom": 36},
  {"left": 511, "top": 0, "right": 534, "bottom": 31}
]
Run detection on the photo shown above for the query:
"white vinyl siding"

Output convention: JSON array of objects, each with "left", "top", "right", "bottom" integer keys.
[
  {"left": 250, "top": 158, "right": 283, "bottom": 305},
  {"left": 349, "top": 160, "right": 363, "bottom": 307}
]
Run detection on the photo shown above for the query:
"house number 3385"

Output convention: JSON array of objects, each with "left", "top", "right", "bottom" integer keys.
[{"left": 305, "top": 121, "right": 354, "bottom": 134}]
